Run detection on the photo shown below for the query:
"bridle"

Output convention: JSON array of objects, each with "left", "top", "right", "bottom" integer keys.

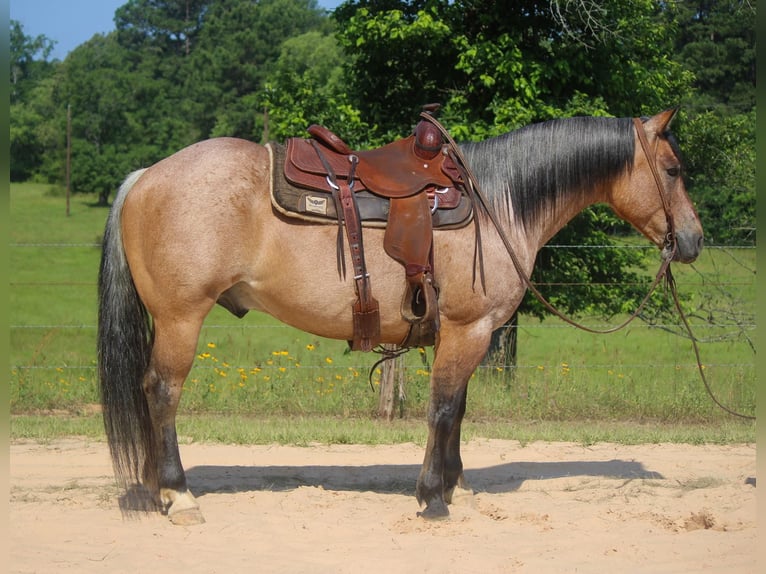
[
  {"left": 632, "top": 117, "right": 676, "bottom": 261},
  {"left": 421, "top": 112, "right": 754, "bottom": 420}
]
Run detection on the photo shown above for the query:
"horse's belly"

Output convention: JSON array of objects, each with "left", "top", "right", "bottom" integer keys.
[{"left": 215, "top": 271, "right": 411, "bottom": 344}]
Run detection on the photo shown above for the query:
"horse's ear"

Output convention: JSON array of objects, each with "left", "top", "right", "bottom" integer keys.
[{"left": 643, "top": 108, "right": 679, "bottom": 134}]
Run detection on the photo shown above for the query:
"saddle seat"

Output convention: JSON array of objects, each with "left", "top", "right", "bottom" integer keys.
[
  {"left": 280, "top": 107, "right": 466, "bottom": 351},
  {"left": 288, "top": 124, "right": 458, "bottom": 198}
]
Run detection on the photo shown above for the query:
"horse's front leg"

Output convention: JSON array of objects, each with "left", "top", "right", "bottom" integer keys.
[
  {"left": 443, "top": 385, "right": 470, "bottom": 504},
  {"left": 416, "top": 327, "right": 489, "bottom": 519},
  {"left": 416, "top": 377, "right": 465, "bottom": 519}
]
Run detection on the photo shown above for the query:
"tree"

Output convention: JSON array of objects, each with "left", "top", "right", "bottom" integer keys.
[
  {"left": 679, "top": 110, "right": 755, "bottom": 245},
  {"left": 53, "top": 35, "right": 142, "bottom": 202},
  {"left": 32, "top": 0, "right": 333, "bottom": 200},
  {"left": 185, "top": 0, "right": 329, "bottom": 140},
  {"left": 50, "top": 26, "right": 199, "bottom": 202},
  {"left": 9, "top": 20, "right": 58, "bottom": 181},
  {"left": 10, "top": 19, "right": 56, "bottom": 100},
  {"left": 670, "top": 1, "right": 756, "bottom": 246},
  {"left": 261, "top": 30, "right": 370, "bottom": 143},
  {"left": 114, "top": 0, "right": 210, "bottom": 57},
  {"left": 334, "top": 1, "right": 693, "bottom": 140},
  {"left": 334, "top": 2, "right": 458, "bottom": 140},
  {"left": 12, "top": 0, "right": 752, "bottom": 253},
  {"left": 673, "top": 0, "right": 755, "bottom": 114}
]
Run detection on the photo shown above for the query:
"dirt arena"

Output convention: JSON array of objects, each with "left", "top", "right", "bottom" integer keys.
[{"left": 9, "top": 438, "right": 756, "bottom": 573}]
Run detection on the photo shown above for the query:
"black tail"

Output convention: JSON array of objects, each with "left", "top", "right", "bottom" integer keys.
[{"left": 97, "top": 170, "right": 157, "bottom": 489}]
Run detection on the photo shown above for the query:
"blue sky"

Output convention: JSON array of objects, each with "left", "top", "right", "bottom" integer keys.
[{"left": 11, "top": 0, "right": 346, "bottom": 61}]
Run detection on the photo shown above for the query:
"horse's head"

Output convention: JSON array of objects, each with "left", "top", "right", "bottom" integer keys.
[{"left": 610, "top": 109, "right": 703, "bottom": 263}]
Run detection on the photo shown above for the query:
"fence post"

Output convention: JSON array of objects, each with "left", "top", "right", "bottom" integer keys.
[
  {"left": 484, "top": 311, "right": 518, "bottom": 380},
  {"left": 378, "top": 344, "right": 405, "bottom": 420}
]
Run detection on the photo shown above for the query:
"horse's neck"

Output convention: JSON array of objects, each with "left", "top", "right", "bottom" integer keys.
[{"left": 530, "top": 184, "right": 608, "bottom": 252}]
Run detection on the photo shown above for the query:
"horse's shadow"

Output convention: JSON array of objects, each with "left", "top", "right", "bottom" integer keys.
[
  {"left": 183, "top": 459, "right": 664, "bottom": 498},
  {"left": 118, "top": 459, "right": 664, "bottom": 513}
]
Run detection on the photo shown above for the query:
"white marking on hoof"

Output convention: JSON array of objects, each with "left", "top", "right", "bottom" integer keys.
[
  {"left": 169, "top": 507, "right": 206, "bottom": 526},
  {"left": 450, "top": 485, "right": 476, "bottom": 508},
  {"left": 162, "top": 489, "right": 205, "bottom": 525}
]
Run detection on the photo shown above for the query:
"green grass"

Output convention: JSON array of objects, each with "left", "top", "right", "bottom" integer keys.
[
  {"left": 10, "top": 414, "right": 754, "bottom": 446},
  {"left": 9, "top": 182, "right": 756, "bottom": 443}
]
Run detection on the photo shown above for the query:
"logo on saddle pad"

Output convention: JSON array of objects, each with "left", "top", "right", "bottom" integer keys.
[{"left": 304, "top": 195, "right": 328, "bottom": 216}]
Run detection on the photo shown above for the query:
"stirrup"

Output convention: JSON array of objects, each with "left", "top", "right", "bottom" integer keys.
[{"left": 400, "top": 274, "right": 439, "bottom": 325}]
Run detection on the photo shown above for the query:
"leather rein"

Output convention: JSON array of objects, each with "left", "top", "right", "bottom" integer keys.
[{"left": 422, "top": 112, "right": 754, "bottom": 420}]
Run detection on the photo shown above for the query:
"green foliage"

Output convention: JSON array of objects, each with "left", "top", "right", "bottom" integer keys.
[
  {"left": 677, "top": 109, "right": 755, "bottom": 245},
  {"left": 55, "top": 33, "right": 196, "bottom": 202},
  {"left": 9, "top": 20, "right": 59, "bottom": 181},
  {"left": 332, "top": 0, "right": 701, "bottom": 320},
  {"left": 185, "top": 0, "right": 329, "bottom": 140},
  {"left": 9, "top": 19, "right": 56, "bottom": 98},
  {"left": 524, "top": 209, "right": 659, "bottom": 320},
  {"left": 673, "top": 0, "right": 756, "bottom": 114},
  {"left": 335, "top": 4, "right": 457, "bottom": 139},
  {"left": 335, "top": 0, "right": 693, "bottom": 139},
  {"left": 114, "top": 0, "right": 210, "bottom": 56},
  {"left": 10, "top": 0, "right": 336, "bottom": 198},
  {"left": 668, "top": 2, "right": 755, "bottom": 247},
  {"left": 261, "top": 30, "right": 371, "bottom": 144}
]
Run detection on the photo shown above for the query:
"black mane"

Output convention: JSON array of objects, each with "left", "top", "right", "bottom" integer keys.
[{"left": 460, "top": 117, "right": 636, "bottom": 229}]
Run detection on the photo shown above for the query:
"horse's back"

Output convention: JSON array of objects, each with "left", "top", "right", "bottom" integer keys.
[
  {"left": 141, "top": 136, "right": 267, "bottom": 193},
  {"left": 124, "top": 137, "right": 268, "bottom": 208}
]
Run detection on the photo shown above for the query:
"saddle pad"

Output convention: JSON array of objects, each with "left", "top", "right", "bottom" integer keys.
[{"left": 269, "top": 143, "right": 473, "bottom": 230}]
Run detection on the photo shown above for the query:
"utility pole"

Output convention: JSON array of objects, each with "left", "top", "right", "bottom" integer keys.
[{"left": 65, "top": 103, "right": 71, "bottom": 217}]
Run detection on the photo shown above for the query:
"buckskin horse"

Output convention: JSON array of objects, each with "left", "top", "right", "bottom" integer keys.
[{"left": 97, "top": 109, "right": 703, "bottom": 525}]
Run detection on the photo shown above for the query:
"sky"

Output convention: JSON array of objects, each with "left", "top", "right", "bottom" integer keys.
[{"left": 10, "top": 0, "right": 346, "bottom": 61}]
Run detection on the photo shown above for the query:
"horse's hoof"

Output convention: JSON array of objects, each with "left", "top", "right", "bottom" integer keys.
[
  {"left": 168, "top": 507, "right": 206, "bottom": 526},
  {"left": 162, "top": 489, "right": 204, "bottom": 525},
  {"left": 417, "top": 502, "right": 450, "bottom": 521}
]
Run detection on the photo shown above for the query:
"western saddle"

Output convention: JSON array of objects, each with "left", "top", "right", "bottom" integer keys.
[{"left": 276, "top": 105, "right": 469, "bottom": 351}]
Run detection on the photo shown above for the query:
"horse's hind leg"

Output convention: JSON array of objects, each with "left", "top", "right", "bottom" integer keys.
[{"left": 142, "top": 316, "right": 207, "bottom": 525}]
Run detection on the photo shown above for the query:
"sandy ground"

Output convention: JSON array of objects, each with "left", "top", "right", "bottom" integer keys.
[{"left": 9, "top": 438, "right": 756, "bottom": 573}]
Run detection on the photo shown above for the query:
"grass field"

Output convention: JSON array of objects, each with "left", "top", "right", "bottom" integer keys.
[{"left": 9, "top": 182, "right": 756, "bottom": 443}]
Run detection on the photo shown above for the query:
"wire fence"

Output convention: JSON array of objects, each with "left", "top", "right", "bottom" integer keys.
[{"left": 10, "top": 243, "right": 756, "bottom": 376}]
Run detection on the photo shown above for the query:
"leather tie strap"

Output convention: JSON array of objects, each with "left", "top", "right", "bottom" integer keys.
[{"left": 310, "top": 141, "right": 380, "bottom": 351}]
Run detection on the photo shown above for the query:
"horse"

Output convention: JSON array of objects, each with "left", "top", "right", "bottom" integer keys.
[{"left": 97, "top": 109, "right": 703, "bottom": 525}]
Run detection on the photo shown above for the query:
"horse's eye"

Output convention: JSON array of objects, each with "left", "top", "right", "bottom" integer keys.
[{"left": 666, "top": 166, "right": 680, "bottom": 177}]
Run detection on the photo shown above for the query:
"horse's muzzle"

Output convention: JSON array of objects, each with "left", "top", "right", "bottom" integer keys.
[{"left": 667, "top": 230, "right": 704, "bottom": 264}]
